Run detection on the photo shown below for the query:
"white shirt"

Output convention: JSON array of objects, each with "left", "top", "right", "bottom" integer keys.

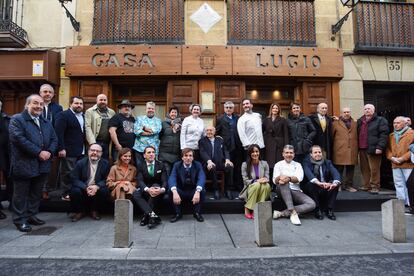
[
  {"left": 180, "top": 116, "right": 204, "bottom": 150},
  {"left": 237, "top": 112, "right": 264, "bottom": 148},
  {"left": 272, "top": 160, "right": 304, "bottom": 191}
]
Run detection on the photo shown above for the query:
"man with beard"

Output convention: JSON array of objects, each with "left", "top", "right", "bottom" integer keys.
[
  {"left": 287, "top": 103, "right": 316, "bottom": 163},
  {"left": 133, "top": 101, "right": 162, "bottom": 167},
  {"left": 109, "top": 99, "right": 136, "bottom": 161},
  {"left": 9, "top": 94, "right": 58, "bottom": 232},
  {"left": 55, "top": 96, "right": 86, "bottom": 201},
  {"left": 237, "top": 99, "right": 264, "bottom": 151},
  {"left": 85, "top": 94, "right": 115, "bottom": 159},
  {"left": 69, "top": 143, "right": 110, "bottom": 222}
]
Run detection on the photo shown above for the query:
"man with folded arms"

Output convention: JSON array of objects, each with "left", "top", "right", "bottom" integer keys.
[
  {"left": 133, "top": 146, "right": 167, "bottom": 229},
  {"left": 272, "top": 145, "right": 315, "bottom": 225},
  {"left": 168, "top": 148, "right": 206, "bottom": 223}
]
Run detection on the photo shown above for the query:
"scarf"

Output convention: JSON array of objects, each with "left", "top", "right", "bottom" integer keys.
[
  {"left": 340, "top": 116, "right": 352, "bottom": 129},
  {"left": 394, "top": 126, "right": 409, "bottom": 144},
  {"left": 310, "top": 158, "right": 325, "bottom": 179}
]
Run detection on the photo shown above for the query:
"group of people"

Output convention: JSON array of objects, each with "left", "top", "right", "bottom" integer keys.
[{"left": 0, "top": 84, "right": 413, "bottom": 233}]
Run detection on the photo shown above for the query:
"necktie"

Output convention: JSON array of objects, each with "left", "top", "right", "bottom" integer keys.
[
  {"left": 320, "top": 117, "right": 326, "bottom": 132},
  {"left": 33, "top": 117, "right": 40, "bottom": 128},
  {"left": 148, "top": 163, "right": 154, "bottom": 177},
  {"left": 211, "top": 139, "right": 214, "bottom": 158}
]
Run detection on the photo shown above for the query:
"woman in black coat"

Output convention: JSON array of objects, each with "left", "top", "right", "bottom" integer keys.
[{"left": 263, "top": 103, "right": 289, "bottom": 171}]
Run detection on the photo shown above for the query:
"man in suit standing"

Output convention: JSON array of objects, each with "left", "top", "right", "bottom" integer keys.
[
  {"left": 303, "top": 145, "right": 341, "bottom": 220},
  {"left": 69, "top": 143, "right": 110, "bottom": 222},
  {"left": 55, "top": 96, "right": 86, "bottom": 201},
  {"left": 132, "top": 146, "right": 167, "bottom": 229},
  {"left": 168, "top": 148, "right": 206, "bottom": 223},
  {"left": 9, "top": 94, "right": 58, "bottom": 232},
  {"left": 309, "top": 103, "right": 332, "bottom": 160},
  {"left": 199, "top": 126, "right": 234, "bottom": 200},
  {"left": 216, "top": 101, "right": 243, "bottom": 193}
]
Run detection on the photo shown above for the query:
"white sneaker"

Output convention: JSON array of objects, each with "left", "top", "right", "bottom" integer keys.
[
  {"left": 290, "top": 210, "right": 301, "bottom": 225},
  {"left": 273, "top": 210, "right": 283, "bottom": 219}
]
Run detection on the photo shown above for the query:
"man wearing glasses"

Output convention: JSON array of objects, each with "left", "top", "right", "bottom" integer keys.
[{"left": 216, "top": 101, "right": 244, "bottom": 197}]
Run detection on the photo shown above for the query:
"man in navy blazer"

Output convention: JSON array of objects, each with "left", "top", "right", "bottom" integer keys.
[
  {"left": 303, "top": 145, "right": 341, "bottom": 220},
  {"left": 199, "top": 126, "right": 234, "bottom": 200},
  {"left": 54, "top": 96, "right": 85, "bottom": 201},
  {"left": 133, "top": 146, "right": 167, "bottom": 229},
  {"left": 9, "top": 94, "right": 58, "bottom": 232},
  {"left": 69, "top": 143, "right": 110, "bottom": 222},
  {"left": 168, "top": 148, "right": 206, "bottom": 223}
]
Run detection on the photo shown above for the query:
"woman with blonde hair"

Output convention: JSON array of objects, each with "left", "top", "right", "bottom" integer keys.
[{"left": 107, "top": 147, "right": 137, "bottom": 200}]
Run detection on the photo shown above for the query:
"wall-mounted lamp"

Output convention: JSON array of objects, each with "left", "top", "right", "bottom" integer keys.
[
  {"left": 331, "top": 0, "right": 359, "bottom": 35},
  {"left": 58, "top": 0, "right": 80, "bottom": 32}
]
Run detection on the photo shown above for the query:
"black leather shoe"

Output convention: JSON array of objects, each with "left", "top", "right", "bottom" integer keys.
[
  {"left": 14, "top": 223, "right": 32, "bottom": 232},
  {"left": 170, "top": 214, "right": 182, "bottom": 223},
  {"left": 225, "top": 190, "right": 234, "bottom": 200},
  {"left": 27, "top": 216, "right": 45, "bottom": 225},
  {"left": 314, "top": 209, "right": 324, "bottom": 220},
  {"left": 140, "top": 215, "right": 149, "bottom": 226},
  {"left": 214, "top": 190, "right": 221, "bottom": 200},
  {"left": 0, "top": 210, "right": 6, "bottom": 220},
  {"left": 193, "top": 212, "right": 204, "bottom": 222},
  {"left": 326, "top": 209, "right": 336, "bottom": 220},
  {"left": 148, "top": 217, "right": 156, "bottom": 229}
]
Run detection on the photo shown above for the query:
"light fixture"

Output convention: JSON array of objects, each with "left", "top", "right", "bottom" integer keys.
[
  {"left": 331, "top": 0, "right": 360, "bottom": 35},
  {"left": 273, "top": 90, "right": 281, "bottom": 100},
  {"left": 58, "top": 0, "right": 80, "bottom": 32},
  {"left": 251, "top": 90, "right": 258, "bottom": 99}
]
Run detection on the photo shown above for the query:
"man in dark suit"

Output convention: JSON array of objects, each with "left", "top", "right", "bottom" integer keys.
[
  {"left": 69, "top": 143, "right": 110, "bottom": 222},
  {"left": 9, "top": 94, "right": 58, "bottom": 232},
  {"left": 168, "top": 148, "right": 206, "bottom": 223},
  {"left": 216, "top": 101, "right": 243, "bottom": 193},
  {"left": 199, "top": 126, "right": 234, "bottom": 200},
  {"left": 308, "top": 102, "right": 333, "bottom": 160},
  {"left": 132, "top": 146, "right": 167, "bottom": 229},
  {"left": 303, "top": 145, "right": 341, "bottom": 221},
  {"left": 55, "top": 96, "right": 85, "bottom": 201}
]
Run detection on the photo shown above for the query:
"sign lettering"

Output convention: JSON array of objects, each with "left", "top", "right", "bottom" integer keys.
[
  {"left": 92, "top": 53, "right": 155, "bottom": 68},
  {"left": 256, "top": 53, "right": 321, "bottom": 69}
]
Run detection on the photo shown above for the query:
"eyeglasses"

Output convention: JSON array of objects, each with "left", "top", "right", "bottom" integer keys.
[{"left": 225, "top": 106, "right": 234, "bottom": 109}]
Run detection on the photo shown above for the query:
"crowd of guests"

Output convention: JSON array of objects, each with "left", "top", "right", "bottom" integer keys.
[{"left": 0, "top": 84, "right": 414, "bottom": 233}]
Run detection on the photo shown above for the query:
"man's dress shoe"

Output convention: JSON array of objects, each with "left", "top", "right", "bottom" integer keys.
[
  {"left": 91, "top": 211, "right": 101, "bottom": 220},
  {"left": 14, "top": 223, "right": 32, "bottom": 232},
  {"left": 193, "top": 213, "right": 204, "bottom": 222},
  {"left": 0, "top": 210, "right": 6, "bottom": 220},
  {"left": 214, "top": 190, "right": 221, "bottom": 200},
  {"left": 140, "top": 215, "right": 149, "bottom": 226},
  {"left": 27, "top": 216, "right": 45, "bottom": 225},
  {"left": 225, "top": 190, "right": 234, "bottom": 200},
  {"left": 148, "top": 217, "right": 156, "bottom": 229},
  {"left": 170, "top": 214, "right": 182, "bottom": 223},
  {"left": 71, "top": 213, "right": 84, "bottom": 222},
  {"left": 314, "top": 209, "right": 324, "bottom": 220},
  {"left": 326, "top": 209, "right": 336, "bottom": 220}
]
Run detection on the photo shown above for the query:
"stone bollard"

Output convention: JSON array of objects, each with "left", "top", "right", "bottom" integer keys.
[
  {"left": 114, "top": 199, "right": 133, "bottom": 248},
  {"left": 254, "top": 201, "right": 274, "bottom": 247},
  {"left": 381, "top": 199, "right": 406, "bottom": 243}
]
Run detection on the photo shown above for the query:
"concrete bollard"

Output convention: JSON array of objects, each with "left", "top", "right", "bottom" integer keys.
[
  {"left": 254, "top": 201, "right": 274, "bottom": 247},
  {"left": 114, "top": 199, "right": 133, "bottom": 248},
  {"left": 381, "top": 199, "right": 406, "bottom": 243}
]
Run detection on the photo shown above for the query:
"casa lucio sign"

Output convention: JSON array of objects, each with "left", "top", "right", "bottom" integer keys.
[{"left": 65, "top": 45, "right": 343, "bottom": 78}]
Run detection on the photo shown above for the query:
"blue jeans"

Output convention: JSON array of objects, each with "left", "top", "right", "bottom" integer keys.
[{"left": 392, "top": 168, "right": 411, "bottom": 205}]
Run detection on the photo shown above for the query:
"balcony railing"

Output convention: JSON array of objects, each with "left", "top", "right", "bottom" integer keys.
[
  {"left": 92, "top": 0, "right": 184, "bottom": 45},
  {"left": 228, "top": 0, "right": 316, "bottom": 46},
  {"left": 354, "top": 1, "right": 414, "bottom": 53},
  {"left": 0, "top": 19, "right": 28, "bottom": 47}
]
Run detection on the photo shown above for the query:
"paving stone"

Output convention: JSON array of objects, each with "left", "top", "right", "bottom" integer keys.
[
  {"left": 211, "top": 247, "right": 294, "bottom": 259},
  {"left": 128, "top": 248, "right": 212, "bottom": 260},
  {"left": 41, "top": 247, "right": 131, "bottom": 260},
  {"left": 2, "top": 235, "right": 52, "bottom": 247},
  {"left": 0, "top": 246, "right": 49, "bottom": 258}
]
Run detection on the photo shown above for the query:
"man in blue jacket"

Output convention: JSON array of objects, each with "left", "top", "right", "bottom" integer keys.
[
  {"left": 168, "top": 148, "right": 206, "bottom": 223},
  {"left": 9, "top": 94, "right": 58, "bottom": 232},
  {"left": 303, "top": 145, "right": 341, "bottom": 221}
]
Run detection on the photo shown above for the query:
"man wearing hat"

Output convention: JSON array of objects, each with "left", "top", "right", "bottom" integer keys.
[{"left": 109, "top": 99, "right": 136, "bottom": 161}]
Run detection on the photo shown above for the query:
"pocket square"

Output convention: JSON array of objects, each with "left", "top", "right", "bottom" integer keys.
[{"left": 156, "top": 170, "right": 162, "bottom": 173}]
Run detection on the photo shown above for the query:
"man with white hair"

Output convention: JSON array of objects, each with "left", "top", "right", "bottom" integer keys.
[
  {"left": 357, "top": 104, "right": 389, "bottom": 194},
  {"left": 386, "top": 116, "right": 414, "bottom": 207},
  {"left": 85, "top": 94, "right": 115, "bottom": 159},
  {"left": 309, "top": 103, "right": 332, "bottom": 159}
]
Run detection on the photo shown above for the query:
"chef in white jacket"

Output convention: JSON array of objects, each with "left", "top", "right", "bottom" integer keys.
[{"left": 237, "top": 98, "right": 264, "bottom": 150}]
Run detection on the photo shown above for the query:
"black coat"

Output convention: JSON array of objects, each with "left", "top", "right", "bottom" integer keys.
[
  {"left": 287, "top": 113, "right": 316, "bottom": 155},
  {"left": 198, "top": 136, "right": 230, "bottom": 169},
  {"left": 357, "top": 114, "right": 389, "bottom": 154},
  {"left": 308, "top": 113, "right": 333, "bottom": 160},
  {"left": 54, "top": 109, "right": 85, "bottom": 158},
  {"left": 70, "top": 157, "right": 110, "bottom": 190},
  {"left": 263, "top": 116, "right": 289, "bottom": 168},
  {"left": 42, "top": 101, "right": 63, "bottom": 127},
  {"left": 0, "top": 112, "right": 10, "bottom": 171},
  {"left": 9, "top": 110, "right": 58, "bottom": 178},
  {"left": 216, "top": 114, "right": 242, "bottom": 152},
  {"left": 136, "top": 160, "right": 167, "bottom": 191}
]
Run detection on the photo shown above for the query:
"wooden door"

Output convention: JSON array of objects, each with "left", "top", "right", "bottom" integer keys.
[
  {"left": 167, "top": 80, "right": 198, "bottom": 116},
  {"left": 302, "top": 82, "right": 332, "bottom": 115},
  {"left": 216, "top": 81, "right": 245, "bottom": 115},
  {"left": 74, "top": 80, "right": 111, "bottom": 110}
]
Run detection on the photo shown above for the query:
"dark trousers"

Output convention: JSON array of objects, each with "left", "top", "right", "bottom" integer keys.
[
  {"left": 96, "top": 140, "right": 110, "bottom": 160},
  {"left": 59, "top": 156, "right": 79, "bottom": 195},
  {"left": 134, "top": 150, "right": 145, "bottom": 168},
  {"left": 132, "top": 187, "right": 164, "bottom": 214},
  {"left": 205, "top": 164, "right": 234, "bottom": 191},
  {"left": 305, "top": 182, "right": 339, "bottom": 210},
  {"left": 170, "top": 188, "right": 205, "bottom": 215},
  {"left": 229, "top": 148, "right": 243, "bottom": 191},
  {"left": 12, "top": 174, "right": 48, "bottom": 224},
  {"left": 162, "top": 161, "right": 174, "bottom": 177},
  {"left": 70, "top": 186, "right": 110, "bottom": 213},
  {"left": 407, "top": 169, "right": 414, "bottom": 207}
]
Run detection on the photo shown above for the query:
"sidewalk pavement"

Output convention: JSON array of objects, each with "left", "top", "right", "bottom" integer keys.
[{"left": 0, "top": 210, "right": 413, "bottom": 260}]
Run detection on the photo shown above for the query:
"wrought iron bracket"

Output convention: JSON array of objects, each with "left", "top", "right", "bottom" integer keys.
[
  {"left": 331, "top": 8, "right": 354, "bottom": 35},
  {"left": 58, "top": 0, "right": 80, "bottom": 32}
]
